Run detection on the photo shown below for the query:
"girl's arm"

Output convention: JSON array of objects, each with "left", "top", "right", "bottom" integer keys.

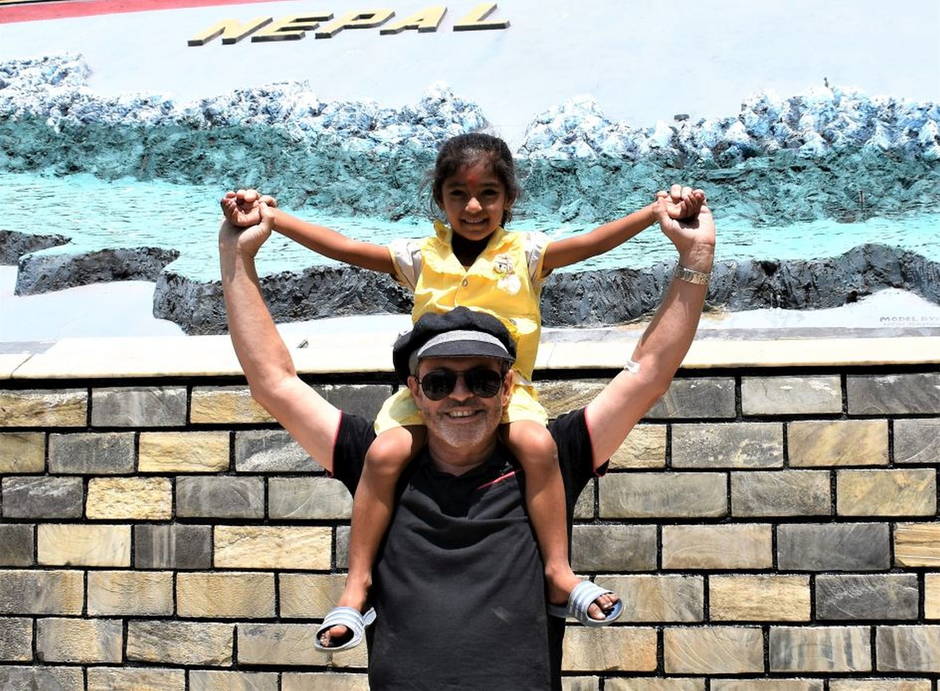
[
  {"left": 221, "top": 188, "right": 395, "bottom": 274},
  {"left": 271, "top": 208, "right": 395, "bottom": 275},
  {"left": 541, "top": 187, "right": 705, "bottom": 272},
  {"left": 541, "top": 204, "right": 657, "bottom": 271}
]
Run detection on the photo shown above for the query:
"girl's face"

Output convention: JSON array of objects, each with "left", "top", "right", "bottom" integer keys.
[{"left": 439, "top": 159, "right": 512, "bottom": 241}]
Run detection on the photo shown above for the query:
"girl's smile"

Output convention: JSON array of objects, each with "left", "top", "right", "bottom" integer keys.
[{"left": 440, "top": 159, "right": 512, "bottom": 242}]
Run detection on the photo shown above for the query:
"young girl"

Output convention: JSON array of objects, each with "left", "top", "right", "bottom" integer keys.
[{"left": 222, "top": 133, "right": 703, "bottom": 649}]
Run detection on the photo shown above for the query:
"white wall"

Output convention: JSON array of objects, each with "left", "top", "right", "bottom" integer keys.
[{"left": 1, "top": 0, "right": 938, "bottom": 145}]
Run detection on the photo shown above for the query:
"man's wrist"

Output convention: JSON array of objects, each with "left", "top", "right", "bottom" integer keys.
[{"left": 677, "top": 242, "right": 715, "bottom": 273}]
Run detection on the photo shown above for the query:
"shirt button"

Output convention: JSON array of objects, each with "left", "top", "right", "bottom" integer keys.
[{"left": 461, "top": 279, "right": 469, "bottom": 286}]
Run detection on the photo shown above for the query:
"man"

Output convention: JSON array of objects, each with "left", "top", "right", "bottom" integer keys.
[{"left": 219, "top": 186, "right": 715, "bottom": 689}]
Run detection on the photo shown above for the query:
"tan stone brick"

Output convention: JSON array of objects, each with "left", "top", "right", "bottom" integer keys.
[
  {"left": 662, "top": 524, "right": 773, "bottom": 569},
  {"left": 664, "top": 626, "right": 763, "bottom": 674},
  {"left": 191, "top": 386, "right": 274, "bottom": 424},
  {"left": 87, "top": 667, "right": 185, "bottom": 691},
  {"left": 607, "top": 680, "right": 705, "bottom": 691},
  {"left": 742, "top": 375, "right": 842, "bottom": 415},
  {"left": 139, "top": 431, "right": 230, "bottom": 472},
  {"left": 127, "top": 620, "right": 234, "bottom": 666},
  {"left": 214, "top": 526, "right": 331, "bottom": 570},
  {"left": 836, "top": 469, "right": 936, "bottom": 516},
  {"left": 282, "top": 672, "right": 370, "bottom": 690},
  {"left": 788, "top": 420, "right": 888, "bottom": 466},
  {"left": 280, "top": 573, "right": 346, "bottom": 618},
  {"left": 710, "top": 575, "right": 811, "bottom": 621},
  {"left": 926, "top": 574, "right": 940, "bottom": 620},
  {"left": 830, "top": 681, "right": 932, "bottom": 691},
  {"left": 894, "top": 522, "right": 940, "bottom": 567},
  {"left": 770, "top": 626, "right": 871, "bottom": 672},
  {"left": 86, "top": 477, "right": 173, "bottom": 519},
  {"left": 36, "top": 617, "right": 123, "bottom": 663},
  {"left": 189, "top": 670, "right": 279, "bottom": 691},
  {"left": 610, "top": 425, "right": 667, "bottom": 469},
  {"left": 876, "top": 625, "right": 940, "bottom": 673},
  {"left": 87, "top": 571, "right": 173, "bottom": 616},
  {"left": 561, "top": 627, "right": 657, "bottom": 672},
  {"left": 537, "top": 380, "right": 605, "bottom": 418},
  {"left": 0, "top": 570, "right": 84, "bottom": 614},
  {"left": 562, "top": 677, "right": 601, "bottom": 691},
  {"left": 237, "top": 623, "right": 367, "bottom": 667},
  {"left": 599, "top": 472, "right": 727, "bottom": 518},
  {"left": 178, "top": 572, "right": 275, "bottom": 618},
  {"left": 0, "top": 432, "right": 45, "bottom": 473},
  {"left": 714, "top": 682, "right": 824, "bottom": 691},
  {"left": 38, "top": 524, "right": 131, "bottom": 567},
  {"left": 595, "top": 575, "right": 703, "bottom": 622},
  {"left": 0, "top": 389, "right": 86, "bottom": 427}
]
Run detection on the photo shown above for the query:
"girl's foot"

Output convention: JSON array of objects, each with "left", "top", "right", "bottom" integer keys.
[
  {"left": 319, "top": 585, "right": 370, "bottom": 649},
  {"left": 545, "top": 564, "right": 619, "bottom": 622}
]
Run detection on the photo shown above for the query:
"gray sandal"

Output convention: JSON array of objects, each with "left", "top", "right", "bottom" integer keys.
[
  {"left": 548, "top": 580, "right": 623, "bottom": 627},
  {"left": 314, "top": 606, "right": 377, "bottom": 651}
]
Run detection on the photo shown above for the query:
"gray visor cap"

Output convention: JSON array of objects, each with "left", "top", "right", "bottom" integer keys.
[{"left": 408, "top": 330, "right": 515, "bottom": 374}]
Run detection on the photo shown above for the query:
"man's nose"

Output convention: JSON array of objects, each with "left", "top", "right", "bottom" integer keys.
[{"left": 449, "top": 374, "right": 473, "bottom": 400}]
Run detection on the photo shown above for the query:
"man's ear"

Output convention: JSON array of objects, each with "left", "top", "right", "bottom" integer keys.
[
  {"left": 406, "top": 375, "right": 421, "bottom": 400},
  {"left": 501, "top": 369, "right": 514, "bottom": 407}
]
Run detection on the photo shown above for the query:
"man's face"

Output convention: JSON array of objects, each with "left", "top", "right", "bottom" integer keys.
[{"left": 407, "top": 356, "right": 512, "bottom": 453}]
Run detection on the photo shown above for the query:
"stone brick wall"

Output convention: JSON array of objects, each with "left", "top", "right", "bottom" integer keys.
[{"left": 1, "top": 369, "right": 939, "bottom": 690}]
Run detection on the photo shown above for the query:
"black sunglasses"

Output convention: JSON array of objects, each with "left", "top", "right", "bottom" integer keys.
[{"left": 416, "top": 367, "right": 505, "bottom": 401}]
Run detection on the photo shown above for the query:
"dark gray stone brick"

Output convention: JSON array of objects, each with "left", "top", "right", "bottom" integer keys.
[
  {"left": 672, "top": 422, "right": 784, "bottom": 468},
  {"left": 176, "top": 477, "right": 265, "bottom": 518},
  {"left": 0, "top": 617, "right": 31, "bottom": 661},
  {"left": 816, "top": 574, "right": 918, "bottom": 620},
  {"left": 314, "top": 383, "right": 394, "bottom": 420},
  {"left": 572, "top": 525, "right": 657, "bottom": 571},
  {"left": 731, "top": 470, "right": 831, "bottom": 517},
  {"left": 235, "top": 429, "right": 321, "bottom": 472},
  {"left": 134, "top": 524, "right": 212, "bottom": 569},
  {"left": 894, "top": 418, "right": 940, "bottom": 464},
  {"left": 48, "top": 432, "right": 135, "bottom": 474},
  {"left": 336, "top": 525, "right": 349, "bottom": 569},
  {"left": 2, "top": 476, "right": 83, "bottom": 518},
  {"left": 741, "top": 375, "right": 842, "bottom": 416},
  {"left": 0, "top": 570, "right": 83, "bottom": 614},
  {"left": 599, "top": 472, "right": 727, "bottom": 518},
  {"left": 0, "top": 524, "right": 34, "bottom": 566},
  {"left": 91, "top": 386, "right": 187, "bottom": 427},
  {"left": 0, "top": 666, "right": 83, "bottom": 689},
  {"left": 777, "top": 523, "right": 890, "bottom": 571},
  {"left": 645, "top": 377, "right": 736, "bottom": 419},
  {"left": 847, "top": 373, "right": 940, "bottom": 415}
]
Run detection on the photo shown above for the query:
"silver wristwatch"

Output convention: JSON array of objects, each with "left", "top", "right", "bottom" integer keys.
[{"left": 673, "top": 263, "right": 711, "bottom": 285}]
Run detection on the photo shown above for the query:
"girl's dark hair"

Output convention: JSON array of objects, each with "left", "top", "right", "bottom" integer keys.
[{"left": 429, "top": 133, "right": 521, "bottom": 226}]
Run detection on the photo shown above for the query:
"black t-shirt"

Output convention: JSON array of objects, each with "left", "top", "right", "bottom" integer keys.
[{"left": 331, "top": 409, "right": 598, "bottom": 691}]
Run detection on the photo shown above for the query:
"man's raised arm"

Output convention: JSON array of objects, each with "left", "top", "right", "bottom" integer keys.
[
  {"left": 219, "top": 202, "right": 342, "bottom": 473},
  {"left": 585, "top": 187, "right": 715, "bottom": 467}
]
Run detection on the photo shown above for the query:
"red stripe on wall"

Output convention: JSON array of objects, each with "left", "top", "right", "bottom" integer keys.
[{"left": 0, "top": 0, "right": 286, "bottom": 24}]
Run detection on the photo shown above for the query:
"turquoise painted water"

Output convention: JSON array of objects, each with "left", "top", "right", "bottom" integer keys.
[{"left": 5, "top": 171, "right": 939, "bottom": 282}]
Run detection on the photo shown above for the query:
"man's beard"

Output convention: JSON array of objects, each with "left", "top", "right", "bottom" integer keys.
[{"left": 426, "top": 403, "right": 502, "bottom": 450}]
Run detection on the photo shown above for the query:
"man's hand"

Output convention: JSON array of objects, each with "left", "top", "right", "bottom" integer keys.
[
  {"left": 220, "top": 188, "right": 278, "bottom": 228},
  {"left": 653, "top": 186, "right": 715, "bottom": 271},
  {"left": 219, "top": 200, "right": 275, "bottom": 259}
]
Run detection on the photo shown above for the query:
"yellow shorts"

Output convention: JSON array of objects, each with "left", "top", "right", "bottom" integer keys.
[{"left": 373, "top": 377, "right": 548, "bottom": 434}]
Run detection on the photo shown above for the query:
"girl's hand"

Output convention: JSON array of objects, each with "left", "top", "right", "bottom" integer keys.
[
  {"left": 661, "top": 184, "right": 705, "bottom": 220},
  {"left": 219, "top": 201, "right": 275, "bottom": 259},
  {"left": 653, "top": 187, "right": 715, "bottom": 272},
  {"left": 220, "top": 189, "right": 278, "bottom": 228}
]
